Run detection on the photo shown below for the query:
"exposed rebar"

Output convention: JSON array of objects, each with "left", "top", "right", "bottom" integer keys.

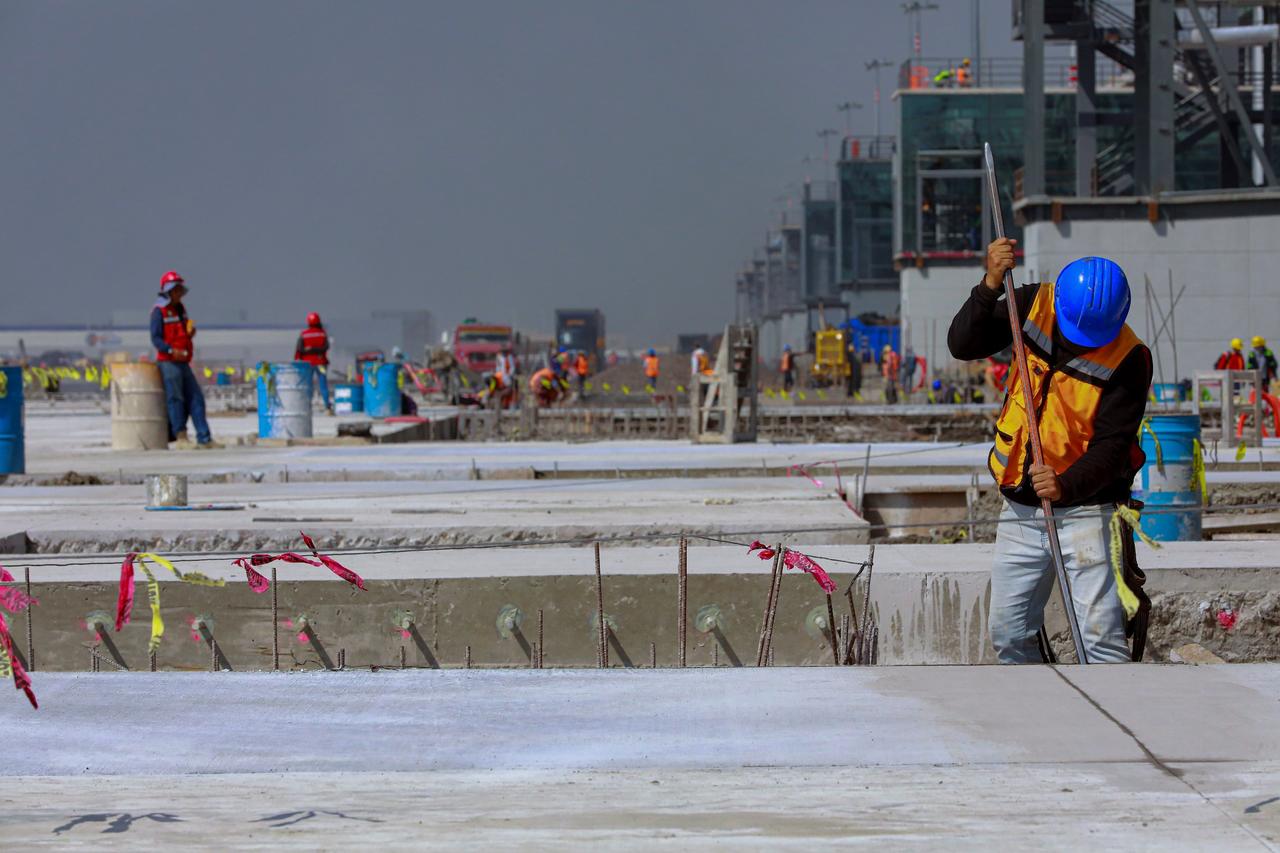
[
  {"left": 271, "top": 567, "right": 279, "bottom": 672},
  {"left": 677, "top": 536, "right": 688, "bottom": 667},
  {"left": 825, "top": 593, "right": 840, "bottom": 665},
  {"left": 594, "top": 542, "right": 608, "bottom": 668},
  {"left": 400, "top": 645, "right": 407, "bottom": 669},
  {"left": 537, "top": 609, "right": 544, "bottom": 669},
  {"left": 149, "top": 650, "right": 157, "bottom": 672},
  {"left": 24, "top": 568, "right": 34, "bottom": 673},
  {"left": 465, "top": 645, "right": 472, "bottom": 669},
  {"left": 649, "top": 641, "right": 656, "bottom": 668}
]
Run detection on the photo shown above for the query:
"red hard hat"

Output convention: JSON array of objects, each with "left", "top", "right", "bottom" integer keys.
[
  {"left": 307, "top": 312, "right": 321, "bottom": 327},
  {"left": 159, "top": 270, "right": 185, "bottom": 294}
]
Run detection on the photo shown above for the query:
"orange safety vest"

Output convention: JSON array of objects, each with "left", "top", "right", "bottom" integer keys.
[
  {"left": 529, "top": 367, "right": 556, "bottom": 393},
  {"left": 780, "top": 352, "right": 793, "bottom": 372},
  {"left": 1215, "top": 351, "right": 1245, "bottom": 370},
  {"left": 155, "top": 303, "right": 193, "bottom": 363},
  {"left": 989, "top": 282, "right": 1143, "bottom": 489},
  {"left": 643, "top": 355, "right": 659, "bottom": 378},
  {"left": 697, "top": 352, "right": 711, "bottom": 374},
  {"left": 574, "top": 355, "right": 589, "bottom": 377}
]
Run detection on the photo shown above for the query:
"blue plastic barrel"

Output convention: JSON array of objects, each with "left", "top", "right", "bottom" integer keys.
[
  {"left": 1133, "top": 414, "right": 1201, "bottom": 541},
  {"left": 1151, "top": 382, "right": 1185, "bottom": 403},
  {"left": 332, "top": 383, "right": 363, "bottom": 415},
  {"left": 256, "top": 362, "right": 314, "bottom": 439},
  {"left": 0, "top": 367, "right": 24, "bottom": 474},
  {"left": 363, "top": 363, "right": 400, "bottom": 418},
  {"left": 216, "top": 372, "right": 231, "bottom": 386}
]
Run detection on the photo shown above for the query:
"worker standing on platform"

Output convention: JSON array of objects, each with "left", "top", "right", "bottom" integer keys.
[
  {"left": 949, "top": 239, "right": 1152, "bottom": 664},
  {"left": 1216, "top": 338, "right": 1246, "bottom": 370},
  {"left": 1248, "top": 336, "right": 1277, "bottom": 386},
  {"left": 880, "top": 345, "right": 901, "bottom": 403},
  {"left": 780, "top": 344, "right": 795, "bottom": 391},
  {"left": 150, "top": 271, "right": 220, "bottom": 449},
  {"left": 643, "top": 348, "right": 660, "bottom": 389},
  {"left": 295, "top": 312, "right": 332, "bottom": 413},
  {"left": 690, "top": 345, "right": 709, "bottom": 379},
  {"left": 956, "top": 57, "right": 973, "bottom": 87}
]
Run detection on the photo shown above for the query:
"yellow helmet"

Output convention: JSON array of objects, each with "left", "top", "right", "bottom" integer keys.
[
  {"left": 1252, "top": 335, "right": 1266, "bottom": 348},
  {"left": 1231, "top": 337, "right": 1244, "bottom": 350}
]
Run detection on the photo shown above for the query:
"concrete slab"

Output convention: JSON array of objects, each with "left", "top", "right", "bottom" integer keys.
[{"left": 0, "top": 667, "right": 1275, "bottom": 848}]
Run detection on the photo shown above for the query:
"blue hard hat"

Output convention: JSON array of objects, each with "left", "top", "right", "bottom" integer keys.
[
  {"left": 1054, "top": 257, "right": 1130, "bottom": 348},
  {"left": 783, "top": 344, "right": 791, "bottom": 351},
  {"left": 647, "top": 348, "right": 656, "bottom": 356},
  {"left": 932, "top": 379, "right": 942, "bottom": 390}
]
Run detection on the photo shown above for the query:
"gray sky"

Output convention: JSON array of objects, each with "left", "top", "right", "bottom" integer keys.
[{"left": 1, "top": 0, "right": 1020, "bottom": 345}]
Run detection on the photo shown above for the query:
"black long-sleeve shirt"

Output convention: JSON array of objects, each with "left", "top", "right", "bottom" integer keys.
[{"left": 948, "top": 281, "right": 1152, "bottom": 508}]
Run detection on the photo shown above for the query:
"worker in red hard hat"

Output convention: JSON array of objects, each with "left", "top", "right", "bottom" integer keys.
[
  {"left": 150, "top": 271, "right": 220, "bottom": 448},
  {"left": 295, "top": 312, "right": 332, "bottom": 414}
]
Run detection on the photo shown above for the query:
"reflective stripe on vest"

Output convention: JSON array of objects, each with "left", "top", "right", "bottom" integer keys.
[{"left": 989, "top": 282, "right": 1142, "bottom": 489}]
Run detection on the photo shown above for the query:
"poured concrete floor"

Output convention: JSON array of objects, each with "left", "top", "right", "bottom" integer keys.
[{"left": 1, "top": 666, "right": 1277, "bottom": 848}]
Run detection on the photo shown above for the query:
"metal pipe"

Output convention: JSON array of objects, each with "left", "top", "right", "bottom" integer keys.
[
  {"left": 984, "top": 142, "right": 1089, "bottom": 664},
  {"left": 1178, "top": 23, "right": 1279, "bottom": 49}
]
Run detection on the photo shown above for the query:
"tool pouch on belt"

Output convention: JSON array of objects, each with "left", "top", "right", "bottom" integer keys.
[{"left": 1117, "top": 498, "right": 1153, "bottom": 661}]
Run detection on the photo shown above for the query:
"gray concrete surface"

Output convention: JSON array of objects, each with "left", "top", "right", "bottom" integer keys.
[{"left": 0, "top": 666, "right": 1276, "bottom": 848}]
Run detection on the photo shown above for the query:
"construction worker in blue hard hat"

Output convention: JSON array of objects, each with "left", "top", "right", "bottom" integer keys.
[{"left": 948, "top": 238, "right": 1153, "bottom": 665}]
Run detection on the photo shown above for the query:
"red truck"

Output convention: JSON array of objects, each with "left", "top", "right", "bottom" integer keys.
[{"left": 452, "top": 321, "right": 513, "bottom": 374}]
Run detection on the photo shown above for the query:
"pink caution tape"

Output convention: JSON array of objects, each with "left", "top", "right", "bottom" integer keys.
[
  {"left": 300, "top": 532, "right": 366, "bottom": 590},
  {"left": 230, "top": 534, "right": 365, "bottom": 592},
  {"left": 746, "top": 542, "right": 837, "bottom": 594},
  {"left": 786, "top": 464, "right": 824, "bottom": 488},
  {"left": 0, "top": 564, "right": 37, "bottom": 709}
]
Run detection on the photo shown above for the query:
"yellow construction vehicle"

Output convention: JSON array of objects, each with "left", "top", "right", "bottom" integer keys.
[{"left": 809, "top": 328, "right": 850, "bottom": 387}]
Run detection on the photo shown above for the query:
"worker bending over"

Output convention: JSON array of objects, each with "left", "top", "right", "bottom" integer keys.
[
  {"left": 150, "top": 271, "right": 220, "bottom": 449},
  {"left": 295, "top": 312, "right": 332, "bottom": 413},
  {"left": 949, "top": 238, "right": 1151, "bottom": 664}
]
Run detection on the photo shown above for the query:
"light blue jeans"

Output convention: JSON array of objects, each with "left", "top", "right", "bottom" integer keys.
[{"left": 990, "top": 500, "right": 1131, "bottom": 664}]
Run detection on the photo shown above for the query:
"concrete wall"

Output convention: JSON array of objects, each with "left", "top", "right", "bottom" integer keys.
[
  {"left": 1021, "top": 195, "right": 1280, "bottom": 382},
  {"left": 899, "top": 263, "right": 983, "bottom": 376}
]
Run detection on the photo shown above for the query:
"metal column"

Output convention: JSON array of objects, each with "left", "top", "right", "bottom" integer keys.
[
  {"left": 1134, "top": 0, "right": 1176, "bottom": 194},
  {"left": 1075, "top": 39, "right": 1097, "bottom": 197},
  {"left": 1021, "top": 0, "right": 1046, "bottom": 198}
]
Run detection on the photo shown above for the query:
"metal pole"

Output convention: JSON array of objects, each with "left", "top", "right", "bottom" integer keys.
[
  {"left": 594, "top": 542, "right": 608, "bottom": 668},
  {"left": 24, "top": 568, "right": 34, "bottom": 672},
  {"left": 984, "top": 142, "right": 1090, "bottom": 665}
]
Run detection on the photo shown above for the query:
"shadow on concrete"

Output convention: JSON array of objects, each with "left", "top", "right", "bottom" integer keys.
[{"left": 407, "top": 623, "right": 440, "bottom": 669}]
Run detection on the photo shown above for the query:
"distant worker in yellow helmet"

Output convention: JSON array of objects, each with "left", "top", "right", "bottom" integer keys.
[
  {"left": 956, "top": 57, "right": 973, "bottom": 87},
  {"left": 1215, "top": 338, "right": 1245, "bottom": 370},
  {"left": 1248, "top": 335, "right": 1277, "bottom": 385}
]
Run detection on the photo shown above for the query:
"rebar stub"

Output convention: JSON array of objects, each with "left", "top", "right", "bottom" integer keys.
[
  {"left": 694, "top": 604, "right": 723, "bottom": 634},
  {"left": 496, "top": 604, "right": 524, "bottom": 639}
]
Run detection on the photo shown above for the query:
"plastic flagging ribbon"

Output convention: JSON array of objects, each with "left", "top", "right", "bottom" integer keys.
[
  {"left": 231, "top": 533, "right": 367, "bottom": 593},
  {"left": 115, "top": 552, "right": 226, "bottom": 653},
  {"left": 1107, "top": 505, "right": 1159, "bottom": 620},
  {"left": 747, "top": 541, "right": 837, "bottom": 594},
  {"left": 1138, "top": 417, "right": 1163, "bottom": 474},
  {"left": 0, "top": 565, "right": 38, "bottom": 708},
  {"left": 1192, "top": 438, "right": 1208, "bottom": 503}
]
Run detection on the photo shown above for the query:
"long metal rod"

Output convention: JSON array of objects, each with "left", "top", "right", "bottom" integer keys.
[{"left": 983, "top": 143, "right": 1089, "bottom": 665}]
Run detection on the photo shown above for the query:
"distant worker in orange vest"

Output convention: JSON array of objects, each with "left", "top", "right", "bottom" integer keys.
[
  {"left": 643, "top": 348, "right": 660, "bottom": 388},
  {"left": 150, "top": 270, "right": 219, "bottom": 449},
  {"left": 780, "top": 344, "right": 796, "bottom": 391},
  {"left": 956, "top": 57, "right": 973, "bottom": 87},
  {"left": 295, "top": 312, "right": 332, "bottom": 413},
  {"left": 529, "top": 365, "right": 561, "bottom": 407},
  {"left": 881, "top": 345, "right": 901, "bottom": 404},
  {"left": 1215, "top": 338, "right": 1246, "bottom": 370},
  {"left": 573, "top": 350, "right": 590, "bottom": 396}
]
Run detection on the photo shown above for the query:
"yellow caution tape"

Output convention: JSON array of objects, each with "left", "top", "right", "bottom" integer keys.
[
  {"left": 602, "top": 383, "right": 612, "bottom": 392},
  {"left": 1138, "top": 417, "right": 1164, "bottom": 473},
  {"left": 224, "top": 366, "right": 236, "bottom": 375},
  {"left": 1107, "top": 505, "right": 1157, "bottom": 620},
  {"left": 0, "top": 372, "right": 6, "bottom": 399},
  {"left": 676, "top": 384, "right": 685, "bottom": 393},
  {"left": 203, "top": 367, "right": 213, "bottom": 379},
  {"left": 1235, "top": 440, "right": 1247, "bottom": 462},
  {"left": 100, "top": 365, "right": 111, "bottom": 389},
  {"left": 780, "top": 390, "right": 790, "bottom": 399},
  {"left": 644, "top": 384, "right": 654, "bottom": 394},
  {"left": 621, "top": 385, "right": 630, "bottom": 395},
  {"left": 1192, "top": 438, "right": 1208, "bottom": 503},
  {"left": 133, "top": 552, "right": 225, "bottom": 653},
  {"left": 816, "top": 389, "right": 826, "bottom": 399},
  {"left": 797, "top": 391, "right": 807, "bottom": 401},
  {"left": 585, "top": 381, "right": 593, "bottom": 391}
]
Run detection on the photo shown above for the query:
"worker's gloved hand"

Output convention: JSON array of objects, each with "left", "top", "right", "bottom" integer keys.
[
  {"left": 983, "top": 237, "right": 1017, "bottom": 291},
  {"left": 1029, "top": 463, "right": 1062, "bottom": 501}
]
